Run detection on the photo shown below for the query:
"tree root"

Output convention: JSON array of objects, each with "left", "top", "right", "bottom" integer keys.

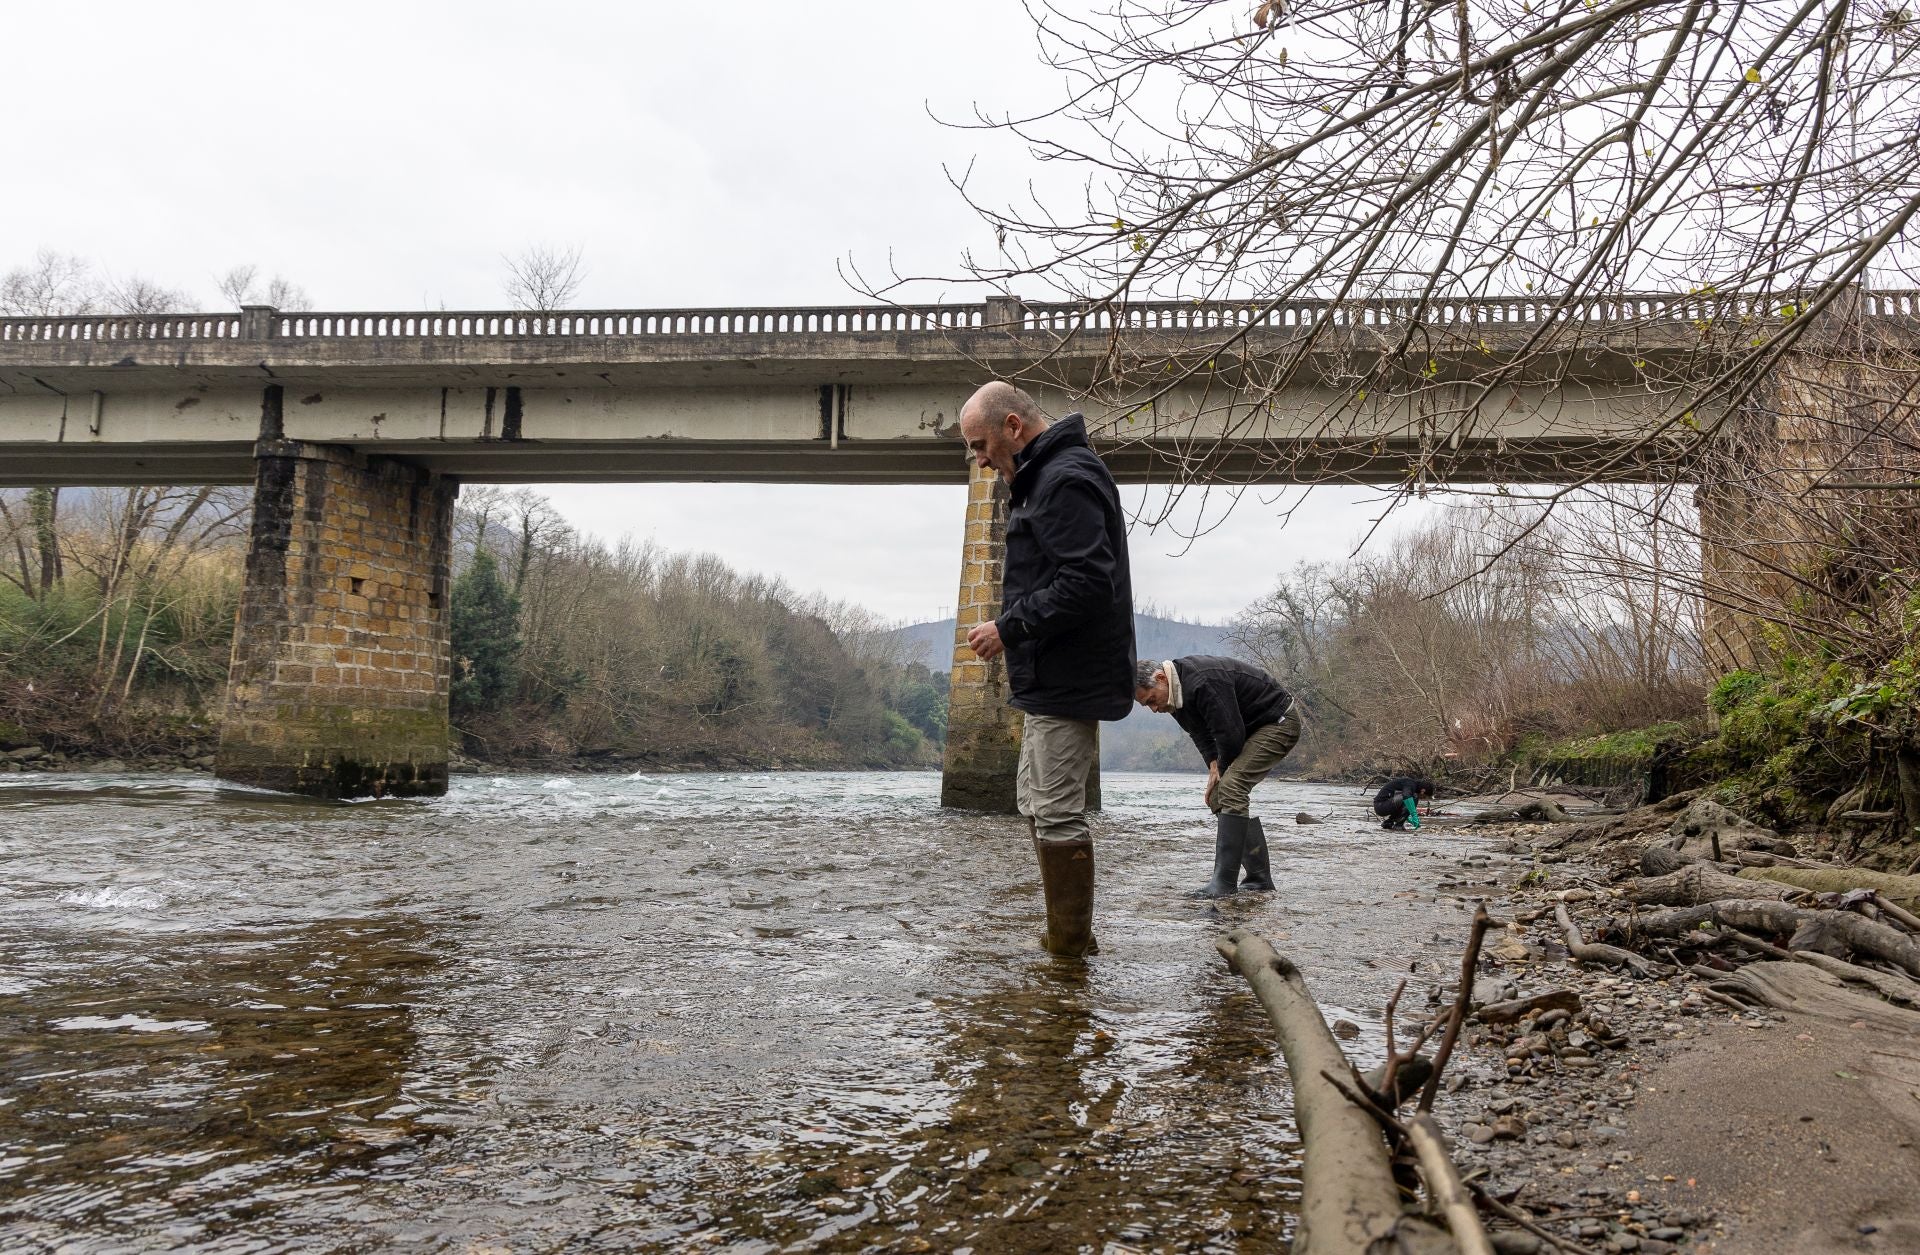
[
  {"left": 1555, "top": 903, "right": 1665, "bottom": 977},
  {"left": 1631, "top": 899, "right": 1920, "bottom": 981}
]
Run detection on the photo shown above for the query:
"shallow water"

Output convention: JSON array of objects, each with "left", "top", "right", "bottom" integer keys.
[{"left": 0, "top": 770, "right": 1492, "bottom": 1253}]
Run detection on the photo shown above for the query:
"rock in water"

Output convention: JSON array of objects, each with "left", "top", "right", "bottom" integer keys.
[{"left": 1294, "top": 811, "right": 1323, "bottom": 825}]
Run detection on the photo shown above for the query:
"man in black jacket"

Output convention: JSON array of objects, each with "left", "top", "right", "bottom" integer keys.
[
  {"left": 961, "top": 381, "right": 1134, "bottom": 958},
  {"left": 1135, "top": 656, "right": 1301, "bottom": 896}
]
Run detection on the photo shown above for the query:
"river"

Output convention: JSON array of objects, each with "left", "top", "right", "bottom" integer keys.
[{"left": 0, "top": 770, "right": 1493, "bottom": 1253}]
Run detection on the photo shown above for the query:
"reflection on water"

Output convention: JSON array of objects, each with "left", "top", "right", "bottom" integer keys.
[{"left": 0, "top": 771, "right": 1487, "bottom": 1252}]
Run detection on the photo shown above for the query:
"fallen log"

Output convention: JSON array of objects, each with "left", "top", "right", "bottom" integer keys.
[
  {"left": 1556, "top": 903, "right": 1664, "bottom": 977},
  {"left": 1628, "top": 863, "right": 1792, "bottom": 908},
  {"left": 1737, "top": 866, "right": 1920, "bottom": 914},
  {"left": 1472, "top": 800, "right": 1573, "bottom": 825},
  {"left": 1730, "top": 849, "right": 1836, "bottom": 871},
  {"left": 1217, "top": 929, "right": 1455, "bottom": 1254},
  {"left": 1631, "top": 899, "right": 1920, "bottom": 981}
]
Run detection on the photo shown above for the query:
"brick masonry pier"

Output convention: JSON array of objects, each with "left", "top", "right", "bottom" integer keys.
[{"left": 216, "top": 436, "right": 456, "bottom": 798}]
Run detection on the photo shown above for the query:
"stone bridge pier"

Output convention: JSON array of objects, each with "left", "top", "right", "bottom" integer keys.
[{"left": 216, "top": 419, "right": 456, "bottom": 798}]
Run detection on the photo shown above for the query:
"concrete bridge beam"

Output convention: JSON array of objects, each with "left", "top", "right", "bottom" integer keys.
[{"left": 216, "top": 435, "right": 456, "bottom": 798}]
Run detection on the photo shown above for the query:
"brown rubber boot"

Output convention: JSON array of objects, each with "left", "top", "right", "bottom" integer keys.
[{"left": 1033, "top": 834, "right": 1099, "bottom": 957}]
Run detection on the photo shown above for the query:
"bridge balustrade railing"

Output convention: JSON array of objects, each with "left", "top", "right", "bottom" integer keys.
[
  {"left": 0, "top": 314, "right": 244, "bottom": 343},
  {"left": 1011, "top": 292, "right": 1833, "bottom": 332},
  {"left": 2, "top": 291, "right": 1915, "bottom": 346},
  {"left": 270, "top": 305, "right": 988, "bottom": 339}
]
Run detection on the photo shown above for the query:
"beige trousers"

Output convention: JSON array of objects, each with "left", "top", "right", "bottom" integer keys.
[
  {"left": 1211, "top": 708, "right": 1303, "bottom": 817},
  {"left": 1017, "top": 714, "right": 1098, "bottom": 843}
]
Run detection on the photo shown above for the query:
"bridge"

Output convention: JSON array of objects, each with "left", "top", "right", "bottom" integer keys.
[{"left": 3, "top": 292, "right": 1909, "bottom": 802}]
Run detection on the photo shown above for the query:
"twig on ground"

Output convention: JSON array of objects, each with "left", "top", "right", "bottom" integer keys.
[
  {"left": 1468, "top": 1185, "right": 1605, "bottom": 1255},
  {"left": 1419, "top": 900, "right": 1492, "bottom": 1113}
]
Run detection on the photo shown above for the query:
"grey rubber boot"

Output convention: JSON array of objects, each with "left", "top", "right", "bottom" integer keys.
[
  {"left": 1239, "top": 817, "right": 1275, "bottom": 891},
  {"left": 1194, "top": 813, "right": 1248, "bottom": 898}
]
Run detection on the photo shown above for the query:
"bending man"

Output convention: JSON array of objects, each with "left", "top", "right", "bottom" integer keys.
[
  {"left": 1134, "top": 656, "right": 1301, "bottom": 897},
  {"left": 961, "top": 382, "right": 1134, "bottom": 958}
]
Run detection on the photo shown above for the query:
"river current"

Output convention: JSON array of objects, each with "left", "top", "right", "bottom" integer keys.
[{"left": 0, "top": 770, "right": 1492, "bottom": 1253}]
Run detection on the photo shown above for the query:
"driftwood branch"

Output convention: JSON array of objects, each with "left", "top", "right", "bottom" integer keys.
[
  {"left": 1556, "top": 903, "right": 1663, "bottom": 977},
  {"left": 1629, "top": 862, "right": 1792, "bottom": 907},
  {"left": 1469, "top": 1184, "right": 1604, "bottom": 1255},
  {"left": 1407, "top": 1115, "right": 1495, "bottom": 1255},
  {"left": 1874, "top": 892, "right": 1920, "bottom": 934}
]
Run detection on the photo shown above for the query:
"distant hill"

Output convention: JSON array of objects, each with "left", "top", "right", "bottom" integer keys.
[{"left": 889, "top": 611, "right": 1253, "bottom": 772}]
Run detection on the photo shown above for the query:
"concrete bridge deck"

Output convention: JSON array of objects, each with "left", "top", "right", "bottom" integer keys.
[{"left": 8, "top": 292, "right": 1904, "bottom": 488}]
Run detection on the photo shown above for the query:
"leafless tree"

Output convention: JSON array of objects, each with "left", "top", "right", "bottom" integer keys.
[
  {"left": 500, "top": 488, "right": 572, "bottom": 596},
  {"left": 216, "top": 264, "right": 313, "bottom": 311},
  {"left": 0, "top": 249, "right": 97, "bottom": 316},
  {"left": 859, "top": 0, "right": 1920, "bottom": 530},
  {"left": 502, "top": 244, "right": 586, "bottom": 313},
  {"left": 101, "top": 274, "right": 191, "bottom": 316}
]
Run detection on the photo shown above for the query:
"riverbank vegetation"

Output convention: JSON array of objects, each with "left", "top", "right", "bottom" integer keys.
[{"left": 1229, "top": 490, "right": 1711, "bottom": 784}]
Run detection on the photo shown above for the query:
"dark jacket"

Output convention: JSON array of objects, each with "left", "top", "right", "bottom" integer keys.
[
  {"left": 997, "top": 413, "right": 1135, "bottom": 721},
  {"left": 1168, "top": 655, "right": 1293, "bottom": 770},
  {"left": 1373, "top": 777, "right": 1432, "bottom": 813}
]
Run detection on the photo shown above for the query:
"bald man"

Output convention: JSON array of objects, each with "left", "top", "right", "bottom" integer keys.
[{"left": 960, "top": 381, "right": 1134, "bottom": 958}]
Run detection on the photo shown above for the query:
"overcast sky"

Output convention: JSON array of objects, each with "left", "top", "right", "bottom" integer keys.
[{"left": 5, "top": 0, "right": 1440, "bottom": 623}]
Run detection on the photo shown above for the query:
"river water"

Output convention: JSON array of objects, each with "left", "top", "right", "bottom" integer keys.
[{"left": 0, "top": 770, "right": 1494, "bottom": 1253}]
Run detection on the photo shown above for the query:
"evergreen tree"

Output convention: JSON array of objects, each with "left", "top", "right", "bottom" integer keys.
[{"left": 450, "top": 549, "right": 522, "bottom": 715}]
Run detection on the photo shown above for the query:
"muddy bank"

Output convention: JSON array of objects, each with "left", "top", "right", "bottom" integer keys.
[{"left": 1384, "top": 795, "right": 1920, "bottom": 1253}]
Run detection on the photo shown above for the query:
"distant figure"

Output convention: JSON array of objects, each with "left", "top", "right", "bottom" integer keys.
[
  {"left": 1134, "top": 656, "right": 1302, "bottom": 897},
  {"left": 1373, "top": 777, "right": 1437, "bottom": 831},
  {"left": 959, "top": 381, "right": 1134, "bottom": 958}
]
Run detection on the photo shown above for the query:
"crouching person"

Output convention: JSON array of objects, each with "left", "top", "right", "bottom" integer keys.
[
  {"left": 1134, "top": 657, "right": 1301, "bottom": 897},
  {"left": 1373, "top": 776, "right": 1437, "bottom": 830}
]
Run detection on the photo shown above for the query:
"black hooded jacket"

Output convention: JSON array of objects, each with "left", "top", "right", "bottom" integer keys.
[
  {"left": 996, "top": 413, "right": 1135, "bottom": 721},
  {"left": 1373, "top": 777, "right": 1433, "bottom": 813},
  {"left": 1167, "top": 655, "right": 1293, "bottom": 770}
]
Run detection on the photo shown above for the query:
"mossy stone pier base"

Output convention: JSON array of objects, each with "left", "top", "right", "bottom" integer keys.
[{"left": 216, "top": 440, "right": 456, "bottom": 798}]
